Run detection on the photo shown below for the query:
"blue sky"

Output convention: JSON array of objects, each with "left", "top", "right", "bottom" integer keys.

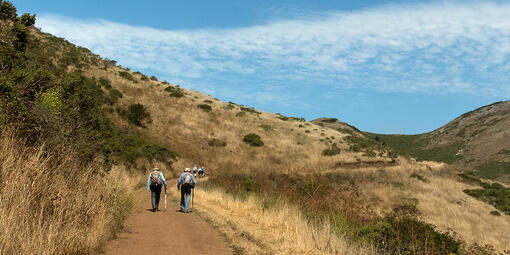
[{"left": 13, "top": 0, "right": 510, "bottom": 134}]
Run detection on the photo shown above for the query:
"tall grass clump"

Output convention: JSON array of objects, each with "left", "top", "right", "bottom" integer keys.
[{"left": 0, "top": 132, "right": 134, "bottom": 255}]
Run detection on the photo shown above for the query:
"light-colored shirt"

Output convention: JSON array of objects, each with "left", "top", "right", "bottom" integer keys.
[
  {"left": 147, "top": 171, "right": 167, "bottom": 190},
  {"left": 177, "top": 172, "right": 196, "bottom": 189}
]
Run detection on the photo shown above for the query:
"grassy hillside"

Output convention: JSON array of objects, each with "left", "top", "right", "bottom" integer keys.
[
  {"left": 363, "top": 101, "right": 510, "bottom": 184},
  {"left": 1, "top": 1, "right": 509, "bottom": 254}
]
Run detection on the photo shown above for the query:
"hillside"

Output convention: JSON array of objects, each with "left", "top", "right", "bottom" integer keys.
[
  {"left": 1, "top": 2, "right": 509, "bottom": 254},
  {"left": 365, "top": 101, "right": 510, "bottom": 184}
]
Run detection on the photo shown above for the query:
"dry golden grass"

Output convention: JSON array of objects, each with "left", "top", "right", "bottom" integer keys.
[
  {"left": 0, "top": 132, "right": 137, "bottom": 255},
  {"left": 83, "top": 65, "right": 510, "bottom": 253},
  {"left": 359, "top": 161, "right": 510, "bottom": 252},
  {"left": 169, "top": 185, "right": 375, "bottom": 255}
]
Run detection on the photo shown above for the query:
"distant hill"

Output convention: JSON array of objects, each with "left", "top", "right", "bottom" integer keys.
[{"left": 365, "top": 101, "right": 510, "bottom": 184}]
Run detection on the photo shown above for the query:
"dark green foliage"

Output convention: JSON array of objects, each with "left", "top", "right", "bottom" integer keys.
[
  {"left": 475, "top": 161, "right": 510, "bottom": 180},
  {"left": 321, "top": 118, "right": 338, "bottom": 123},
  {"left": 208, "top": 138, "right": 226, "bottom": 147},
  {"left": 240, "top": 107, "right": 260, "bottom": 115},
  {"left": 99, "top": 77, "right": 112, "bottom": 90},
  {"left": 140, "top": 74, "right": 149, "bottom": 81},
  {"left": 109, "top": 89, "right": 122, "bottom": 104},
  {"left": 322, "top": 143, "right": 340, "bottom": 156},
  {"left": 150, "top": 75, "right": 157, "bottom": 81},
  {"left": 120, "top": 103, "right": 151, "bottom": 127},
  {"left": 343, "top": 135, "right": 382, "bottom": 153},
  {"left": 497, "top": 149, "right": 510, "bottom": 155},
  {"left": 118, "top": 71, "right": 137, "bottom": 83},
  {"left": 365, "top": 133, "right": 465, "bottom": 164},
  {"left": 164, "top": 86, "right": 184, "bottom": 98},
  {"left": 277, "top": 114, "right": 305, "bottom": 122},
  {"left": 458, "top": 171, "right": 483, "bottom": 185},
  {"left": 490, "top": 210, "right": 501, "bottom": 216},
  {"left": 18, "top": 13, "right": 35, "bottom": 26},
  {"left": 355, "top": 203, "right": 461, "bottom": 254},
  {"left": 203, "top": 99, "right": 213, "bottom": 104},
  {"left": 464, "top": 182, "right": 510, "bottom": 215},
  {"left": 197, "top": 104, "right": 212, "bottom": 112},
  {"left": 243, "top": 133, "right": 263, "bottom": 147},
  {"left": 0, "top": 0, "right": 17, "bottom": 21}
]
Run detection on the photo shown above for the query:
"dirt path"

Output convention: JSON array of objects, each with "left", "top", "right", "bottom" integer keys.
[{"left": 103, "top": 180, "right": 232, "bottom": 255}]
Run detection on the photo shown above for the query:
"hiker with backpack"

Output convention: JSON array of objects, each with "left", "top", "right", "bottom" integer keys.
[
  {"left": 198, "top": 166, "right": 205, "bottom": 178},
  {"left": 146, "top": 167, "right": 167, "bottom": 212},
  {"left": 177, "top": 168, "right": 196, "bottom": 213}
]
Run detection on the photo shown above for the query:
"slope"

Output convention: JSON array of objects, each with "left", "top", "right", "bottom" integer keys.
[{"left": 365, "top": 101, "right": 510, "bottom": 184}]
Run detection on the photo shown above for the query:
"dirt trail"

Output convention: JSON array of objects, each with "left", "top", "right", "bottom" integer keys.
[{"left": 103, "top": 180, "right": 232, "bottom": 255}]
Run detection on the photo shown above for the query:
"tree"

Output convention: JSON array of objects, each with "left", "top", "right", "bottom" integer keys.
[{"left": 0, "top": 0, "right": 17, "bottom": 21}]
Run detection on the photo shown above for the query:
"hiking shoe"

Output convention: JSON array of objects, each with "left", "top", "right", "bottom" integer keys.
[{"left": 152, "top": 208, "right": 156, "bottom": 212}]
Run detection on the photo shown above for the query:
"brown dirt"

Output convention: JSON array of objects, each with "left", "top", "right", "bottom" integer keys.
[{"left": 103, "top": 181, "right": 232, "bottom": 255}]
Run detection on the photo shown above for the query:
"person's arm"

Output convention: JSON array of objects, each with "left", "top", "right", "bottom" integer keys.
[
  {"left": 147, "top": 174, "right": 151, "bottom": 191},
  {"left": 192, "top": 175, "right": 197, "bottom": 188},
  {"left": 160, "top": 172, "right": 167, "bottom": 189}
]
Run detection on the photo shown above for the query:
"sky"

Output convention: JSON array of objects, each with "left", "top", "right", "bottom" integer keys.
[{"left": 12, "top": 0, "right": 510, "bottom": 134}]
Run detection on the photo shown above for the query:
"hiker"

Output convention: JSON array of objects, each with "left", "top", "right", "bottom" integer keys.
[
  {"left": 198, "top": 166, "right": 205, "bottom": 177},
  {"left": 146, "top": 167, "right": 167, "bottom": 212},
  {"left": 193, "top": 165, "right": 198, "bottom": 177},
  {"left": 177, "top": 168, "right": 196, "bottom": 212}
]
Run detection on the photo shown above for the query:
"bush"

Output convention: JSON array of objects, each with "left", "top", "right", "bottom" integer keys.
[
  {"left": 464, "top": 181, "right": 510, "bottom": 215},
  {"left": 240, "top": 107, "right": 261, "bottom": 115},
  {"left": 125, "top": 103, "right": 152, "bottom": 127},
  {"left": 490, "top": 210, "right": 501, "bottom": 216},
  {"left": 243, "top": 133, "right": 264, "bottom": 147},
  {"left": 164, "top": 86, "right": 184, "bottom": 98},
  {"left": 99, "top": 77, "right": 112, "bottom": 90},
  {"left": 259, "top": 124, "right": 272, "bottom": 131},
  {"left": 109, "top": 89, "right": 123, "bottom": 104},
  {"left": 321, "top": 118, "right": 338, "bottom": 123},
  {"left": 203, "top": 99, "right": 213, "bottom": 104},
  {"left": 322, "top": 143, "right": 340, "bottom": 156},
  {"left": 140, "top": 74, "right": 149, "bottom": 81},
  {"left": 150, "top": 75, "right": 157, "bottom": 81},
  {"left": 118, "top": 71, "right": 137, "bottom": 83},
  {"left": 197, "top": 104, "right": 212, "bottom": 112}
]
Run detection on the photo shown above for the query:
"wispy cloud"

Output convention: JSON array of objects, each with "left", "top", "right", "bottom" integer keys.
[{"left": 36, "top": 1, "right": 510, "bottom": 98}]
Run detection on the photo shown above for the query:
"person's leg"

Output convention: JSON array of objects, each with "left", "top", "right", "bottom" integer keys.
[
  {"left": 154, "top": 188, "right": 161, "bottom": 211},
  {"left": 151, "top": 190, "right": 157, "bottom": 212},
  {"left": 180, "top": 187, "right": 185, "bottom": 211},
  {"left": 184, "top": 185, "right": 191, "bottom": 212}
]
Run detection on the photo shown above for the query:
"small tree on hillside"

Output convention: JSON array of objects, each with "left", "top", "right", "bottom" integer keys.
[{"left": 126, "top": 103, "right": 152, "bottom": 127}]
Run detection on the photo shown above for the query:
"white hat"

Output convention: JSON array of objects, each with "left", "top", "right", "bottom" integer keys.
[{"left": 185, "top": 168, "right": 191, "bottom": 172}]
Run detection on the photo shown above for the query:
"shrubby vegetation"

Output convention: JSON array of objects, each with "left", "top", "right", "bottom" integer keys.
[
  {"left": 164, "top": 85, "right": 184, "bottom": 98},
  {"left": 118, "top": 71, "right": 137, "bottom": 83},
  {"left": 206, "top": 171, "right": 463, "bottom": 255},
  {"left": 243, "top": 133, "right": 264, "bottom": 147},
  {"left": 197, "top": 104, "right": 212, "bottom": 112}
]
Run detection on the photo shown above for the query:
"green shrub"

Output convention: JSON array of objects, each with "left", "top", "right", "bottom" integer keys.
[
  {"left": 150, "top": 75, "right": 157, "bottom": 81},
  {"left": 203, "top": 99, "right": 213, "bottom": 104},
  {"left": 164, "top": 86, "right": 184, "bottom": 98},
  {"left": 243, "top": 133, "right": 264, "bottom": 147},
  {"left": 109, "top": 89, "right": 123, "bottom": 104},
  {"left": 125, "top": 103, "right": 152, "bottom": 127},
  {"left": 464, "top": 181, "right": 510, "bottom": 215},
  {"left": 197, "top": 104, "right": 212, "bottom": 112},
  {"left": 321, "top": 118, "right": 338, "bottom": 123},
  {"left": 98, "top": 78, "right": 112, "bottom": 90},
  {"left": 118, "top": 71, "right": 137, "bottom": 83},
  {"left": 497, "top": 149, "right": 510, "bottom": 155},
  {"left": 490, "top": 210, "right": 501, "bottom": 216},
  {"left": 140, "top": 74, "right": 149, "bottom": 81},
  {"left": 322, "top": 143, "right": 340, "bottom": 156},
  {"left": 240, "top": 107, "right": 260, "bottom": 115},
  {"left": 38, "top": 88, "right": 62, "bottom": 114}
]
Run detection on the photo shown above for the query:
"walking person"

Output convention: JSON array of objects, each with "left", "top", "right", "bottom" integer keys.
[
  {"left": 146, "top": 167, "right": 167, "bottom": 212},
  {"left": 177, "top": 168, "right": 196, "bottom": 213},
  {"left": 198, "top": 166, "right": 205, "bottom": 177}
]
